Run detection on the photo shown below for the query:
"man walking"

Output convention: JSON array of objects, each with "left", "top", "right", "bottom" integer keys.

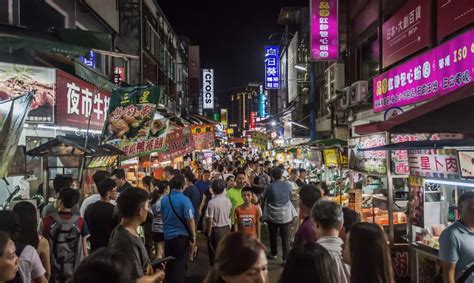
[
  {"left": 263, "top": 168, "right": 297, "bottom": 263},
  {"left": 161, "top": 175, "right": 196, "bottom": 283},
  {"left": 205, "top": 179, "right": 232, "bottom": 264},
  {"left": 311, "top": 200, "right": 350, "bottom": 283}
]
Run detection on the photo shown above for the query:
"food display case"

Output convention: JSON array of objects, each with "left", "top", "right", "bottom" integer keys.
[{"left": 407, "top": 148, "right": 474, "bottom": 283}]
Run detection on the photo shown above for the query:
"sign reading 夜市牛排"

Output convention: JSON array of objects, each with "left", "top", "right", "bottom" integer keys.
[{"left": 373, "top": 28, "right": 474, "bottom": 113}]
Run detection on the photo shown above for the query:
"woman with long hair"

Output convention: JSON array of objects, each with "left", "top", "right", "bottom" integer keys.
[
  {"left": 279, "top": 241, "right": 338, "bottom": 283},
  {"left": 344, "top": 222, "right": 395, "bottom": 283},
  {"left": 150, "top": 180, "right": 169, "bottom": 259},
  {"left": 0, "top": 231, "right": 19, "bottom": 282},
  {"left": 12, "top": 201, "right": 51, "bottom": 281},
  {"left": 204, "top": 232, "right": 268, "bottom": 283}
]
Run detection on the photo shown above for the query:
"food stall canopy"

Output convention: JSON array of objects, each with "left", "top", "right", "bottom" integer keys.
[
  {"left": 354, "top": 83, "right": 474, "bottom": 135},
  {"left": 188, "top": 114, "right": 218, "bottom": 125},
  {"left": 310, "top": 138, "right": 348, "bottom": 148},
  {"left": 27, "top": 136, "right": 123, "bottom": 157},
  {"left": 359, "top": 139, "right": 474, "bottom": 151}
]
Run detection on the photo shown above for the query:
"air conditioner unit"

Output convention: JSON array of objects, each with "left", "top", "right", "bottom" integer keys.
[
  {"left": 350, "top": 81, "right": 368, "bottom": 105},
  {"left": 339, "top": 86, "right": 351, "bottom": 109},
  {"left": 325, "top": 63, "right": 345, "bottom": 102}
]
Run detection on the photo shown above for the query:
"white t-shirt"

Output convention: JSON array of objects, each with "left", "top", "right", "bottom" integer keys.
[{"left": 19, "top": 245, "right": 46, "bottom": 282}]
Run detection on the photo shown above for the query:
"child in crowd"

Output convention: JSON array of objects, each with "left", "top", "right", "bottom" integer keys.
[{"left": 234, "top": 186, "right": 261, "bottom": 240}]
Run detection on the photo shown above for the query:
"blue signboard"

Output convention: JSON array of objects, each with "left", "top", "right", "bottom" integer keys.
[
  {"left": 80, "top": 51, "right": 96, "bottom": 68},
  {"left": 265, "top": 46, "right": 280, "bottom": 89}
]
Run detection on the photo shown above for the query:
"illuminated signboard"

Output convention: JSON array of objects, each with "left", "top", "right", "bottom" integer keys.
[
  {"left": 265, "top": 46, "right": 280, "bottom": 89},
  {"left": 202, "top": 69, "right": 214, "bottom": 109},
  {"left": 310, "top": 0, "right": 339, "bottom": 61}
]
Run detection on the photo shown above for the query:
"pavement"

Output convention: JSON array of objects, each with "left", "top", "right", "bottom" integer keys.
[{"left": 185, "top": 224, "right": 284, "bottom": 283}]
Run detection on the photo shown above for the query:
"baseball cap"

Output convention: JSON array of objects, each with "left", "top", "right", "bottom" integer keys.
[{"left": 0, "top": 210, "right": 20, "bottom": 235}]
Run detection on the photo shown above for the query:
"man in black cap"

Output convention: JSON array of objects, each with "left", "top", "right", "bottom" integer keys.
[{"left": 0, "top": 210, "right": 47, "bottom": 283}]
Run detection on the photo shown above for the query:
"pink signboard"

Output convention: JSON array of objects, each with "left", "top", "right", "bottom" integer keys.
[
  {"left": 373, "top": 28, "right": 474, "bottom": 113},
  {"left": 311, "top": 0, "right": 339, "bottom": 61},
  {"left": 437, "top": 0, "right": 474, "bottom": 41},
  {"left": 382, "top": 0, "right": 430, "bottom": 68}
]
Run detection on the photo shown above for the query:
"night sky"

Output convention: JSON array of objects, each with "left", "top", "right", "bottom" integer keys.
[{"left": 159, "top": 0, "right": 308, "bottom": 106}]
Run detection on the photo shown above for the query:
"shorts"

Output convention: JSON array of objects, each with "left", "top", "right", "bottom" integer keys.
[{"left": 152, "top": 232, "right": 164, "bottom": 242}]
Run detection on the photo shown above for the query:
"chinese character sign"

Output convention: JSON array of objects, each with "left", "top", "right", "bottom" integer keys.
[
  {"left": 220, "top": 109, "right": 228, "bottom": 126},
  {"left": 252, "top": 131, "right": 269, "bottom": 150},
  {"left": 0, "top": 62, "right": 55, "bottom": 123},
  {"left": 458, "top": 150, "right": 474, "bottom": 178},
  {"left": 102, "top": 85, "right": 162, "bottom": 144},
  {"left": 373, "top": 29, "right": 474, "bottom": 112},
  {"left": 191, "top": 124, "right": 215, "bottom": 150},
  {"left": 265, "top": 46, "right": 280, "bottom": 89},
  {"left": 323, "top": 148, "right": 340, "bottom": 167},
  {"left": 408, "top": 149, "right": 460, "bottom": 179},
  {"left": 311, "top": 0, "right": 339, "bottom": 61},
  {"left": 158, "top": 127, "right": 196, "bottom": 161},
  {"left": 349, "top": 134, "right": 387, "bottom": 174},
  {"left": 258, "top": 88, "right": 269, "bottom": 118},
  {"left": 382, "top": 0, "right": 430, "bottom": 68},
  {"left": 56, "top": 70, "right": 110, "bottom": 131}
]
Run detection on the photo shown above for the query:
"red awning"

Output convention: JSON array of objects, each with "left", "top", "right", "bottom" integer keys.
[{"left": 354, "top": 82, "right": 474, "bottom": 135}]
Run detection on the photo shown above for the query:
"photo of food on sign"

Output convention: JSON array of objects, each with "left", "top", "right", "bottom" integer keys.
[
  {"left": 103, "top": 85, "right": 161, "bottom": 143},
  {"left": 105, "top": 104, "right": 154, "bottom": 140},
  {"left": 0, "top": 62, "right": 55, "bottom": 122}
]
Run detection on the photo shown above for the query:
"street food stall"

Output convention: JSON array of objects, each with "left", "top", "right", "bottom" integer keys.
[{"left": 27, "top": 135, "right": 123, "bottom": 199}]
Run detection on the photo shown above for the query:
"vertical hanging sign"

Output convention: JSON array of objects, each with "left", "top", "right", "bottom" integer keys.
[
  {"left": 202, "top": 69, "right": 214, "bottom": 109},
  {"left": 265, "top": 46, "right": 280, "bottom": 89},
  {"left": 310, "top": 0, "right": 339, "bottom": 61}
]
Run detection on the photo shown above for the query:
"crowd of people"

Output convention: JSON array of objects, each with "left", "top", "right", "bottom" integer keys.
[{"left": 0, "top": 149, "right": 473, "bottom": 283}]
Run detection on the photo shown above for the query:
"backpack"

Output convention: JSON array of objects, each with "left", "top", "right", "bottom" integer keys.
[
  {"left": 47, "top": 213, "right": 84, "bottom": 282},
  {"left": 6, "top": 244, "right": 26, "bottom": 283}
]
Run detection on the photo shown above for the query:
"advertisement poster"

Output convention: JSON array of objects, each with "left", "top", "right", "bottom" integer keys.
[
  {"left": 310, "top": 0, "right": 339, "bottom": 61},
  {"left": 265, "top": 46, "right": 280, "bottom": 89},
  {"left": 437, "top": 0, "right": 474, "bottom": 41},
  {"left": 251, "top": 131, "right": 268, "bottom": 150},
  {"left": 56, "top": 70, "right": 110, "bottom": 131},
  {"left": 458, "top": 150, "right": 474, "bottom": 178},
  {"left": 349, "top": 134, "right": 387, "bottom": 174},
  {"left": 0, "top": 93, "right": 33, "bottom": 178},
  {"left": 408, "top": 149, "right": 460, "bottom": 179},
  {"left": 102, "top": 85, "right": 161, "bottom": 144},
  {"left": 120, "top": 114, "right": 169, "bottom": 157},
  {"left": 158, "top": 127, "right": 195, "bottom": 161},
  {"left": 382, "top": 0, "right": 430, "bottom": 68},
  {"left": 374, "top": 29, "right": 474, "bottom": 112},
  {"left": 288, "top": 32, "right": 298, "bottom": 102},
  {"left": 191, "top": 124, "right": 215, "bottom": 151},
  {"left": 409, "top": 176, "right": 425, "bottom": 228},
  {"left": 323, "top": 148, "right": 340, "bottom": 167},
  {"left": 0, "top": 62, "right": 55, "bottom": 123}
]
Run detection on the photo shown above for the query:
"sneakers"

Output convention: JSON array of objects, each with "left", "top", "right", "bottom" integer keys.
[{"left": 267, "top": 254, "right": 278, "bottom": 260}]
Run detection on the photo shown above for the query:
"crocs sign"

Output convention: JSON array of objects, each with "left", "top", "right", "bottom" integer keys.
[{"left": 202, "top": 69, "right": 214, "bottom": 109}]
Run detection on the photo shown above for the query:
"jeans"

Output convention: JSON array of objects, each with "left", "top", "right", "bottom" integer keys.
[
  {"left": 207, "top": 226, "right": 231, "bottom": 264},
  {"left": 165, "top": 235, "right": 190, "bottom": 283},
  {"left": 267, "top": 221, "right": 291, "bottom": 260}
]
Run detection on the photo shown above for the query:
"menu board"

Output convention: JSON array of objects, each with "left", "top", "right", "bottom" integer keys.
[
  {"left": 349, "top": 133, "right": 387, "bottom": 174},
  {"left": 408, "top": 149, "right": 460, "bottom": 179}
]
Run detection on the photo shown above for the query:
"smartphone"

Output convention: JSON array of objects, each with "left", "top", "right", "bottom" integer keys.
[{"left": 151, "top": 256, "right": 175, "bottom": 270}]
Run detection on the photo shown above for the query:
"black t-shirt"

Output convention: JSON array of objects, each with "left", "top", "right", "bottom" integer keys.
[{"left": 84, "top": 201, "right": 118, "bottom": 252}]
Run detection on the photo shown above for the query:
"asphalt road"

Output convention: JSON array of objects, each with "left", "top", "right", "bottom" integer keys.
[{"left": 185, "top": 224, "right": 284, "bottom": 283}]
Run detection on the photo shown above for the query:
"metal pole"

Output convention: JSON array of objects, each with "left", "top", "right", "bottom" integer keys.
[{"left": 310, "top": 62, "right": 317, "bottom": 141}]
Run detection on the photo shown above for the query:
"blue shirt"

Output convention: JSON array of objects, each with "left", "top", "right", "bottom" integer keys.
[
  {"left": 263, "top": 180, "right": 292, "bottom": 206},
  {"left": 195, "top": 180, "right": 210, "bottom": 195},
  {"left": 184, "top": 185, "right": 201, "bottom": 220},
  {"left": 161, "top": 191, "right": 195, "bottom": 240},
  {"left": 439, "top": 221, "right": 474, "bottom": 283}
]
